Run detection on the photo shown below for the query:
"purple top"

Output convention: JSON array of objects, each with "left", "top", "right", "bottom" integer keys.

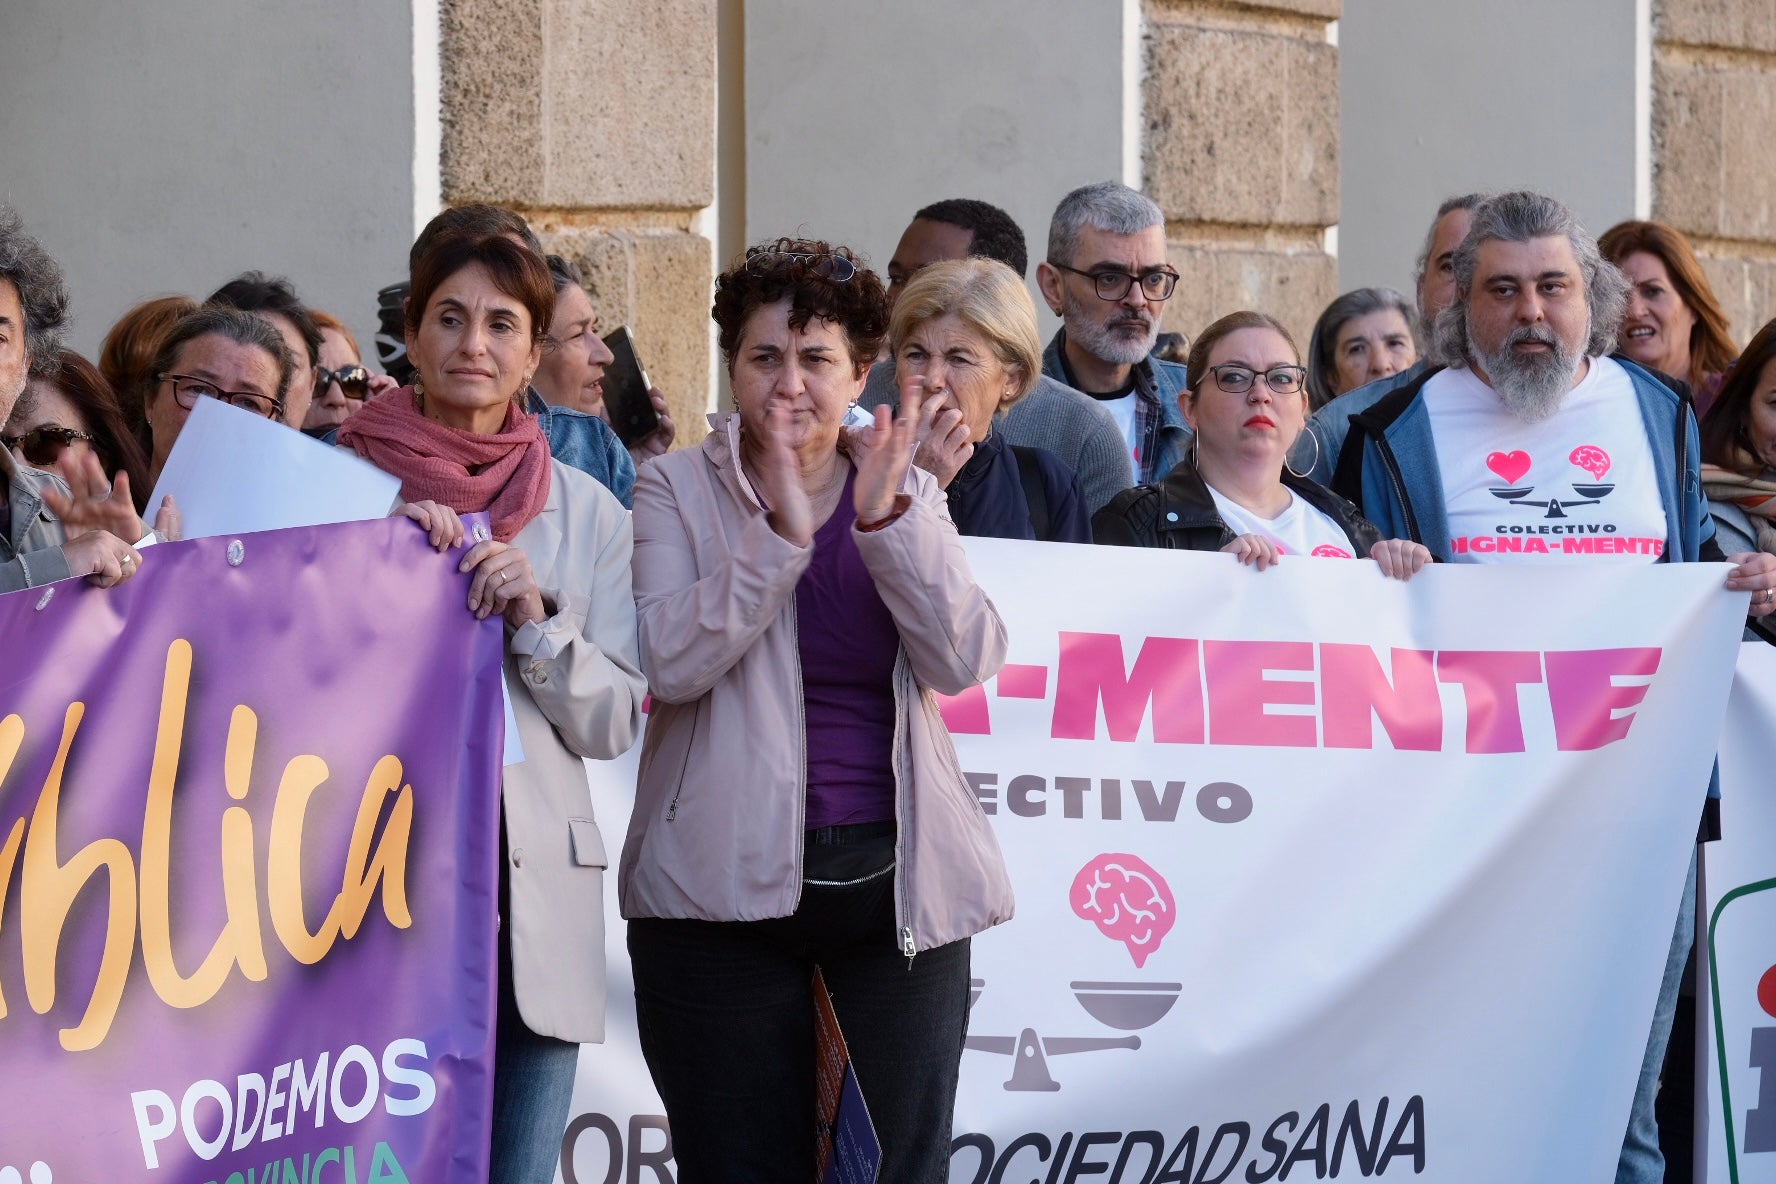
[{"left": 797, "top": 470, "right": 901, "bottom": 829}]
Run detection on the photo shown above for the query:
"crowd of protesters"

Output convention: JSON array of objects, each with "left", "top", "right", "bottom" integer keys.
[{"left": 5, "top": 177, "right": 1776, "bottom": 1184}]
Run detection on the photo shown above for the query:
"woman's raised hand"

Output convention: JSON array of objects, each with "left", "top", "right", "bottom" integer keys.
[
  {"left": 902, "top": 379, "right": 972, "bottom": 489},
  {"left": 44, "top": 450, "right": 143, "bottom": 543},
  {"left": 756, "top": 403, "right": 814, "bottom": 547},
  {"left": 460, "top": 538, "right": 545, "bottom": 627},
  {"left": 1371, "top": 538, "right": 1433, "bottom": 581},
  {"left": 1221, "top": 533, "right": 1282, "bottom": 571},
  {"left": 853, "top": 401, "right": 919, "bottom": 524}
]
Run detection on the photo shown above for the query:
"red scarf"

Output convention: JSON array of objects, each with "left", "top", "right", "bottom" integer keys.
[{"left": 338, "top": 387, "right": 551, "bottom": 541}]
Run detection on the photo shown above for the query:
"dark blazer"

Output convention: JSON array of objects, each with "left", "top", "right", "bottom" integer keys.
[
  {"left": 1091, "top": 455, "right": 1383, "bottom": 555},
  {"left": 947, "top": 431, "right": 1092, "bottom": 543}
]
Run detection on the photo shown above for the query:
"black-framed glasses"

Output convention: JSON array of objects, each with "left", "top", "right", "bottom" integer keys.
[
  {"left": 1049, "top": 261, "right": 1179, "bottom": 302},
  {"left": 315, "top": 364, "right": 371, "bottom": 400},
  {"left": 3, "top": 424, "right": 93, "bottom": 466},
  {"left": 159, "top": 372, "right": 285, "bottom": 420},
  {"left": 1201, "top": 363, "right": 1308, "bottom": 395},
  {"left": 743, "top": 247, "right": 859, "bottom": 283}
]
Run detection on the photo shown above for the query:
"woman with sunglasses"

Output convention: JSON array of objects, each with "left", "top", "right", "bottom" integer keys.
[
  {"left": 623, "top": 237, "right": 1011, "bottom": 1182},
  {"left": 5, "top": 349, "right": 151, "bottom": 513},
  {"left": 301, "top": 310, "right": 392, "bottom": 437},
  {"left": 1094, "top": 310, "right": 1431, "bottom": 578}
]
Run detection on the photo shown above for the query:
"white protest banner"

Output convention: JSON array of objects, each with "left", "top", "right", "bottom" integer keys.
[
  {"left": 560, "top": 541, "right": 1745, "bottom": 1183},
  {"left": 1703, "top": 643, "right": 1776, "bottom": 1184},
  {"left": 147, "top": 396, "right": 400, "bottom": 539}
]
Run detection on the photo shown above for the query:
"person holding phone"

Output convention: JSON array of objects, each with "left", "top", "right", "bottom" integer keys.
[{"left": 622, "top": 237, "right": 1012, "bottom": 1182}]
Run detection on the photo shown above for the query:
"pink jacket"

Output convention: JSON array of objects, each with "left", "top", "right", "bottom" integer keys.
[{"left": 618, "top": 414, "right": 1015, "bottom": 954}]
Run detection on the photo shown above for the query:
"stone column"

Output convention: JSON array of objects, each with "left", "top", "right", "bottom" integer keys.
[
  {"left": 1143, "top": 0, "right": 1339, "bottom": 349},
  {"left": 440, "top": 0, "right": 716, "bottom": 435},
  {"left": 1654, "top": 0, "right": 1776, "bottom": 345}
]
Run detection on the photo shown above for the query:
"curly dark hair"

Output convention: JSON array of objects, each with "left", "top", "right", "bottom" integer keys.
[
  {"left": 0, "top": 206, "right": 71, "bottom": 378},
  {"left": 712, "top": 238, "right": 888, "bottom": 374}
]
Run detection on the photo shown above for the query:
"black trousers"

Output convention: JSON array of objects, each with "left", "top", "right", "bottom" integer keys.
[{"left": 628, "top": 828, "right": 972, "bottom": 1184}]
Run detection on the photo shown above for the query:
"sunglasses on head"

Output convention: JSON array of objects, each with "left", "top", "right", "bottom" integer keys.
[
  {"left": 4, "top": 424, "right": 93, "bottom": 466},
  {"left": 743, "top": 248, "right": 859, "bottom": 284},
  {"left": 314, "top": 364, "right": 372, "bottom": 400}
]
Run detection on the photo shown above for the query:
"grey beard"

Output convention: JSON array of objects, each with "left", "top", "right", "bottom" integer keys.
[
  {"left": 1063, "top": 289, "right": 1158, "bottom": 367},
  {"left": 1473, "top": 324, "right": 1583, "bottom": 424}
]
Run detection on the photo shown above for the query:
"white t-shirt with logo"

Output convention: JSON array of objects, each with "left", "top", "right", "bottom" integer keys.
[
  {"left": 1423, "top": 356, "right": 1668, "bottom": 564},
  {"left": 1206, "top": 485, "right": 1358, "bottom": 559}
]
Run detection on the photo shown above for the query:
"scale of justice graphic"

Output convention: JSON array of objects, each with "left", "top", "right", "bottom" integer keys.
[
  {"left": 1486, "top": 445, "right": 1614, "bottom": 518},
  {"left": 965, "top": 853, "right": 1183, "bottom": 1091}
]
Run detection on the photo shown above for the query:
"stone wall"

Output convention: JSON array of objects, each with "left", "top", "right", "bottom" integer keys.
[
  {"left": 440, "top": 0, "right": 716, "bottom": 436},
  {"left": 1143, "top": 0, "right": 1340, "bottom": 350},
  {"left": 1653, "top": 0, "right": 1776, "bottom": 346}
]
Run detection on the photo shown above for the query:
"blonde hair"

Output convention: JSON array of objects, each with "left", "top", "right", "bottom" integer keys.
[{"left": 889, "top": 258, "right": 1042, "bottom": 410}]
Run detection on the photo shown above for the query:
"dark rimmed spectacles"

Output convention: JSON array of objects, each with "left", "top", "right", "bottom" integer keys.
[
  {"left": 743, "top": 248, "right": 859, "bottom": 283},
  {"left": 4, "top": 424, "right": 93, "bottom": 466},
  {"left": 159, "top": 372, "right": 285, "bottom": 420},
  {"left": 1200, "top": 363, "right": 1308, "bottom": 395},
  {"left": 315, "top": 364, "right": 371, "bottom": 400},
  {"left": 1049, "top": 261, "right": 1179, "bottom": 302}
]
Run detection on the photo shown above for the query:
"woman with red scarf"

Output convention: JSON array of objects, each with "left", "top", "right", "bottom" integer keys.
[{"left": 338, "top": 225, "right": 646, "bottom": 1183}]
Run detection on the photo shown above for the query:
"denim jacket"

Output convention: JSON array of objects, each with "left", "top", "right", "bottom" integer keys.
[
  {"left": 527, "top": 391, "right": 637, "bottom": 509},
  {"left": 1042, "top": 330, "right": 1191, "bottom": 485}
]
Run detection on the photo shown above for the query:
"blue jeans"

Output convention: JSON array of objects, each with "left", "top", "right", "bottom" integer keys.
[
  {"left": 490, "top": 876, "right": 581, "bottom": 1184},
  {"left": 1616, "top": 847, "right": 1699, "bottom": 1184}
]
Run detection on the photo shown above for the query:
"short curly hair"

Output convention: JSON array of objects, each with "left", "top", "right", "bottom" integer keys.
[
  {"left": 0, "top": 206, "right": 71, "bottom": 378},
  {"left": 712, "top": 238, "right": 888, "bottom": 375}
]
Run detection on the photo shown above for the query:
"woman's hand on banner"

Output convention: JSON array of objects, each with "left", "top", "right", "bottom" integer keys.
[
  {"left": 396, "top": 500, "right": 465, "bottom": 551},
  {"left": 1222, "top": 533, "right": 1282, "bottom": 571},
  {"left": 460, "top": 539, "right": 544, "bottom": 627},
  {"left": 61, "top": 529, "right": 141, "bottom": 588},
  {"left": 1726, "top": 551, "right": 1776, "bottom": 617},
  {"left": 1371, "top": 538, "right": 1433, "bottom": 581}
]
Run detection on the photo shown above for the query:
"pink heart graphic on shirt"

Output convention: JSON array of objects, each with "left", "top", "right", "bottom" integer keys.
[{"left": 1485, "top": 450, "right": 1532, "bottom": 485}]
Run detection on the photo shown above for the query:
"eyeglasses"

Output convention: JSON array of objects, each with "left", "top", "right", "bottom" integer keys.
[
  {"left": 1049, "top": 261, "right": 1180, "bottom": 302},
  {"left": 159, "top": 372, "right": 285, "bottom": 420},
  {"left": 743, "top": 247, "right": 860, "bottom": 283},
  {"left": 1200, "top": 363, "right": 1308, "bottom": 395},
  {"left": 314, "top": 364, "right": 371, "bottom": 400},
  {"left": 3, "top": 424, "right": 93, "bottom": 466}
]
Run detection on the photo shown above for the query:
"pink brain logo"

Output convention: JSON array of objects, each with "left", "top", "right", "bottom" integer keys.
[
  {"left": 1071, "top": 853, "right": 1176, "bottom": 968},
  {"left": 1570, "top": 445, "right": 1612, "bottom": 481}
]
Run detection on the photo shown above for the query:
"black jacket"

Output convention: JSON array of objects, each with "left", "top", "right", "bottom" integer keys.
[
  {"left": 947, "top": 431, "right": 1092, "bottom": 543},
  {"left": 1091, "top": 456, "right": 1384, "bottom": 555}
]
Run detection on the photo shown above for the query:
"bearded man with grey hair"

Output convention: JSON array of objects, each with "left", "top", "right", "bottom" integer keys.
[
  {"left": 1333, "top": 189, "right": 1776, "bottom": 1184},
  {"left": 1037, "top": 181, "right": 1190, "bottom": 485}
]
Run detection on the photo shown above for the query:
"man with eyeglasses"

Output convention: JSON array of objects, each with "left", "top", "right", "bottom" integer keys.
[
  {"left": 857, "top": 197, "right": 1133, "bottom": 513},
  {"left": 1037, "top": 182, "right": 1190, "bottom": 486}
]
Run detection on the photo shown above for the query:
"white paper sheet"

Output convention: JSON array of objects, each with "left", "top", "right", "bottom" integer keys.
[{"left": 146, "top": 398, "right": 401, "bottom": 538}]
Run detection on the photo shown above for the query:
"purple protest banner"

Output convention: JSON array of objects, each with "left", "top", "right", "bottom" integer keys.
[{"left": 0, "top": 518, "right": 504, "bottom": 1182}]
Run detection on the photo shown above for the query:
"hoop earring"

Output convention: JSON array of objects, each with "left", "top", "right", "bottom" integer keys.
[
  {"left": 1189, "top": 432, "right": 1199, "bottom": 472},
  {"left": 1284, "top": 427, "right": 1321, "bottom": 480}
]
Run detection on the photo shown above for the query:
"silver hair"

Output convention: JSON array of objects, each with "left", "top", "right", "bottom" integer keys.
[
  {"left": 1305, "top": 286, "right": 1417, "bottom": 409},
  {"left": 1046, "top": 182, "right": 1163, "bottom": 267},
  {"left": 1411, "top": 193, "right": 1488, "bottom": 301},
  {"left": 0, "top": 206, "right": 70, "bottom": 377},
  {"left": 1431, "top": 190, "right": 1630, "bottom": 369}
]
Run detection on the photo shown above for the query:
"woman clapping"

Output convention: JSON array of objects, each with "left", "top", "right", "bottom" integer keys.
[{"left": 621, "top": 239, "right": 1012, "bottom": 1182}]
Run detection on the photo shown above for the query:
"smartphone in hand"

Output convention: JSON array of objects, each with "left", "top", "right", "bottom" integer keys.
[{"left": 602, "top": 326, "right": 661, "bottom": 448}]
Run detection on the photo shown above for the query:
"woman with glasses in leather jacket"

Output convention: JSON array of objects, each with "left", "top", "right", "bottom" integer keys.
[{"left": 1094, "top": 309, "right": 1432, "bottom": 579}]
